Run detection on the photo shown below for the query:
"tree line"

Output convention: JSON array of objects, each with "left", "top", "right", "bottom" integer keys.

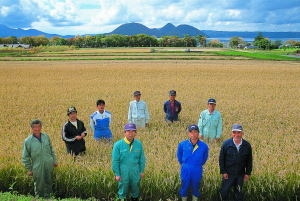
[{"left": 1, "top": 32, "right": 299, "bottom": 49}]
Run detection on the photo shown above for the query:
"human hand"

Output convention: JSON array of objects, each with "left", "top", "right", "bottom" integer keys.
[
  {"left": 28, "top": 171, "right": 33, "bottom": 176},
  {"left": 76, "top": 136, "right": 82, "bottom": 140},
  {"left": 222, "top": 173, "right": 228, "bottom": 179},
  {"left": 243, "top": 175, "right": 250, "bottom": 181},
  {"left": 140, "top": 173, "right": 144, "bottom": 179},
  {"left": 115, "top": 176, "right": 121, "bottom": 182},
  {"left": 215, "top": 138, "right": 220, "bottom": 142},
  {"left": 81, "top": 133, "right": 85, "bottom": 138},
  {"left": 145, "top": 123, "right": 149, "bottom": 127},
  {"left": 53, "top": 163, "right": 58, "bottom": 167}
]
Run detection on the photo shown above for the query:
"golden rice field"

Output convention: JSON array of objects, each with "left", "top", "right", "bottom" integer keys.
[{"left": 0, "top": 48, "right": 299, "bottom": 201}]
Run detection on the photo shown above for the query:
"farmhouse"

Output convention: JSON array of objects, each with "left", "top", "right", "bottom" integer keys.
[{"left": 0, "top": 44, "right": 30, "bottom": 48}]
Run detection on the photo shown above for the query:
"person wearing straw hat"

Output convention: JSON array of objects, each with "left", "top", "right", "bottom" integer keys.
[
  {"left": 112, "top": 123, "right": 146, "bottom": 201},
  {"left": 177, "top": 124, "right": 209, "bottom": 201},
  {"left": 219, "top": 124, "right": 253, "bottom": 201}
]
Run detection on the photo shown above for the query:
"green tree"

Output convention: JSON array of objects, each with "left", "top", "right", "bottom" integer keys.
[
  {"left": 32, "top": 35, "right": 49, "bottom": 46},
  {"left": 229, "top": 36, "right": 243, "bottom": 48},
  {"left": 208, "top": 39, "right": 223, "bottom": 48},
  {"left": 197, "top": 34, "right": 207, "bottom": 47},
  {"left": 20, "top": 37, "right": 34, "bottom": 46},
  {"left": 254, "top": 32, "right": 264, "bottom": 44},
  {"left": 4, "top": 36, "right": 19, "bottom": 44}
]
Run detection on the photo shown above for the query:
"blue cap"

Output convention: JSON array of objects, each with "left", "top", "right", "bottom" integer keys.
[
  {"left": 188, "top": 124, "right": 199, "bottom": 132},
  {"left": 208, "top": 98, "right": 216, "bottom": 104},
  {"left": 169, "top": 90, "right": 176, "bottom": 96},
  {"left": 124, "top": 123, "right": 137, "bottom": 131},
  {"left": 133, "top": 91, "right": 141, "bottom": 96},
  {"left": 232, "top": 124, "right": 243, "bottom": 131}
]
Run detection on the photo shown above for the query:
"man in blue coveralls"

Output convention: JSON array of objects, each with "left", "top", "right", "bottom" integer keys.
[
  {"left": 177, "top": 124, "right": 209, "bottom": 201},
  {"left": 90, "top": 99, "right": 112, "bottom": 142},
  {"left": 112, "top": 123, "right": 146, "bottom": 201}
]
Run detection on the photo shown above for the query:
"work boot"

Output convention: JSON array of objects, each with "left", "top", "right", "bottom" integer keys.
[
  {"left": 181, "top": 197, "right": 187, "bottom": 201},
  {"left": 192, "top": 195, "right": 198, "bottom": 201}
]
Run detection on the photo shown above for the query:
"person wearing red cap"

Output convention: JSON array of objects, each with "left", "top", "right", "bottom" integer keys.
[{"left": 112, "top": 123, "right": 146, "bottom": 201}]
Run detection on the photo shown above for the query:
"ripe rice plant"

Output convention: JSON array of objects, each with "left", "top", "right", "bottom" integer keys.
[{"left": 0, "top": 54, "right": 299, "bottom": 200}]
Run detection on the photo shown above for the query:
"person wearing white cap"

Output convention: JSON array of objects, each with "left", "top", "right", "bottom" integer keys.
[
  {"left": 128, "top": 91, "right": 150, "bottom": 127},
  {"left": 198, "top": 98, "right": 222, "bottom": 142},
  {"left": 219, "top": 124, "right": 253, "bottom": 201}
]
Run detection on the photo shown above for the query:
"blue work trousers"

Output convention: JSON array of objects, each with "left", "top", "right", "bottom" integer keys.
[
  {"left": 220, "top": 174, "right": 244, "bottom": 201},
  {"left": 180, "top": 177, "right": 202, "bottom": 197}
]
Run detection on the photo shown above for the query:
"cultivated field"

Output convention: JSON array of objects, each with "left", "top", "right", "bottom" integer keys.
[{"left": 0, "top": 49, "right": 299, "bottom": 200}]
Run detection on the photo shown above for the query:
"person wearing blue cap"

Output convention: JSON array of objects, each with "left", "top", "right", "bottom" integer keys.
[
  {"left": 164, "top": 90, "right": 182, "bottom": 122},
  {"left": 128, "top": 91, "right": 150, "bottom": 127},
  {"left": 198, "top": 98, "right": 222, "bottom": 142},
  {"left": 177, "top": 124, "right": 209, "bottom": 201},
  {"left": 219, "top": 124, "right": 253, "bottom": 201},
  {"left": 112, "top": 123, "right": 146, "bottom": 201}
]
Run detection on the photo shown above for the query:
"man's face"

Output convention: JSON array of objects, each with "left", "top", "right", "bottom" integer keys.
[
  {"left": 68, "top": 111, "right": 77, "bottom": 121},
  {"left": 232, "top": 131, "right": 243, "bottom": 141},
  {"left": 31, "top": 124, "right": 42, "bottom": 135},
  {"left": 189, "top": 129, "right": 199, "bottom": 140},
  {"left": 208, "top": 103, "right": 216, "bottom": 111},
  {"left": 97, "top": 103, "right": 105, "bottom": 113},
  {"left": 125, "top": 130, "right": 136, "bottom": 141},
  {"left": 134, "top": 94, "right": 141, "bottom": 102},
  {"left": 169, "top": 95, "right": 176, "bottom": 102}
]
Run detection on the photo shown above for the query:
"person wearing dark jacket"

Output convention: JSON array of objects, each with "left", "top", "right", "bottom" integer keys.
[
  {"left": 163, "top": 90, "right": 182, "bottom": 122},
  {"left": 219, "top": 124, "right": 252, "bottom": 201},
  {"left": 62, "top": 107, "right": 87, "bottom": 157}
]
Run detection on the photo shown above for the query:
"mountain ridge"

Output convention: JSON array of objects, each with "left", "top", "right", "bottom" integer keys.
[{"left": 1, "top": 23, "right": 300, "bottom": 39}]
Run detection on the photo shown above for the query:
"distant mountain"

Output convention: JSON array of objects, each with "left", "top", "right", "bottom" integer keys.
[
  {"left": 0, "top": 24, "right": 73, "bottom": 39},
  {"left": 106, "top": 22, "right": 209, "bottom": 38},
  {"left": 202, "top": 30, "right": 300, "bottom": 38},
  {"left": 1, "top": 23, "right": 300, "bottom": 39}
]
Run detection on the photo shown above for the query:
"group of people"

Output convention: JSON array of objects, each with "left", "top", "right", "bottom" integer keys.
[{"left": 21, "top": 90, "right": 253, "bottom": 201}]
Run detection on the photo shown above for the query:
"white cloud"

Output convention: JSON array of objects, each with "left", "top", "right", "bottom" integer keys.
[{"left": 1, "top": 0, "right": 300, "bottom": 35}]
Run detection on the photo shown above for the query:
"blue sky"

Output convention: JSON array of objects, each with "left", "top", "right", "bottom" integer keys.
[{"left": 1, "top": 0, "right": 300, "bottom": 36}]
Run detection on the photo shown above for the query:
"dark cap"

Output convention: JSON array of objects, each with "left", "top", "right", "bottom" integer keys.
[
  {"left": 208, "top": 98, "right": 216, "bottom": 104},
  {"left": 67, "top": 107, "right": 77, "bottom": 115},
  {"left": 134, "top": 91, "right": 141, "bottom": 96},
  {"left": 188, "top": 124, "right": 199, "bottom": 132},
  {"left": 169, "top": 90, "right": 176, "bottom": 96}
]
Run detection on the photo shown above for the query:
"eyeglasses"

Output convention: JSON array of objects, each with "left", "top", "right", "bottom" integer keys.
[{"left": 232, "top": 131, "right": 242, "bottom": 134}]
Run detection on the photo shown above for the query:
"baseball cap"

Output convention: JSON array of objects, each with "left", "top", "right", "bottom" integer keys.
[
  {"left": 67, "top": 107, "right": 77, "bottom": 115},
  {"left": 232, "top": 124, "right": 243, "bottom": 131},
  {"left": 208, "top": 98, "right": 216, "bottom": 104},
  {"left": 134, "top": 91, "right": 141, "bottom": 96},
  {"left": 188, "top": 124, "right": 199, "bottom": 132},
  {"left": 169, "top": 90, "right": 176, "bottom": 96},
  {"left": 124, "top": 123, "right": 137, "bottom": 131}
]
